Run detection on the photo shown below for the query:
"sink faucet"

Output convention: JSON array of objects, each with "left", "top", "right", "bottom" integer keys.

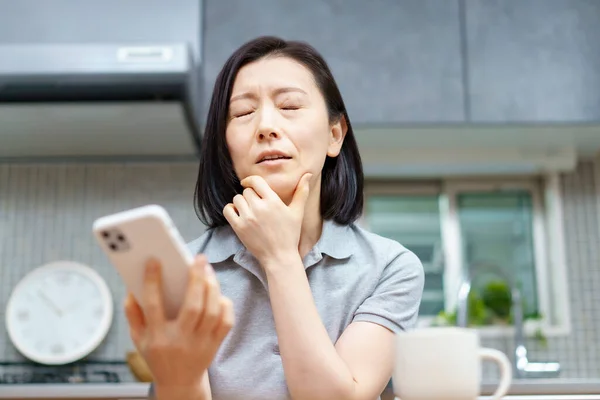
[{"left": 456, "top": 264, "right": 561, "bottom": 379}]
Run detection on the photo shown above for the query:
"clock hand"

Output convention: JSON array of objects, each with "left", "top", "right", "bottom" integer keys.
[{"left": 37, "top": 290, "right": 63, "bottom": 317}]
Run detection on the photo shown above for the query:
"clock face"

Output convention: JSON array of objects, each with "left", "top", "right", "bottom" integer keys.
[{"left": 5, "top": 261, "right": 114, "bottom": 365}]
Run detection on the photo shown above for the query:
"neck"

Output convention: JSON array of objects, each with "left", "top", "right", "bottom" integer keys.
[{"left": 298, "top": 179, "right": 323, "bottom": 259}]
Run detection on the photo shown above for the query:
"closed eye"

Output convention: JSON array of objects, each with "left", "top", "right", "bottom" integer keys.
[
  {"left": 281, "top": 106, "right": 300, "bottom": 111},
  {"left": 233, "top": 111, "right": 253, "bottom": 118}
]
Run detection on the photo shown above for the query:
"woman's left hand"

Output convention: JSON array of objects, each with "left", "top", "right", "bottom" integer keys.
[{"left": 223, "top": 173, "right": 312, "bottom": 265}]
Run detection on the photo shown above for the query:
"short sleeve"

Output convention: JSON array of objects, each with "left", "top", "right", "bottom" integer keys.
[
  {"left": 352, "top": 245, "right": 425, "bottom": 333},
  {"left": 148, "top": 383, "right": 156, "bottom": 399}
]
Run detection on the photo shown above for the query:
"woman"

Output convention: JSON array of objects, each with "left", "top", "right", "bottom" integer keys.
[{"left": 124, "top": 36, "right": 424, "bottom": 400}]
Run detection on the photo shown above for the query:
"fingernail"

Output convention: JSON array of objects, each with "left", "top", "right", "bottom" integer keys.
[
  {"left": 147, "top": 260, "right": 159, "bottom": 274},
  {"left": 124, "top": 293, "right": 136, "bottom": 308},
  {"left": 193, "top": 260, "right": 205, "bottom": 277}
]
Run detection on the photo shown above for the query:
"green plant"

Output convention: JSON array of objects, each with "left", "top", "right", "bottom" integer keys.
[
  {"left": 433, "top": 290, "right": 489, "bottom": 327},
  {"left": 534, "top": 328, "right": 548, "bottom": 349},
  {"left": 433, "top": 278, "right": 548, "bottom": 346},
  {"left": 481, "top": 279, "right": 512, "bottom": 320}
]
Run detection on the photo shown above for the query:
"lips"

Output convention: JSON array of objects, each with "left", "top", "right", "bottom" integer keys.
[{"left": 256, "top": 151, "right": 292, "bottom": 164}]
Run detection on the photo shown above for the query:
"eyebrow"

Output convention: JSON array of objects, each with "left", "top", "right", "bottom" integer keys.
[{"left": 230, "top": 87, "right": 308, "bottom": 103}]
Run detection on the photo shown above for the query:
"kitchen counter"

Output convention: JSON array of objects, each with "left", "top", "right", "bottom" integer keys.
[
  {"left": 1, "top": 379, "right": 600, "bottom": 399},
  {"left": 382, "top": 380, "right": 600, "bottom": 400},
  {"left": 0, "top": 383, "right": 150, "bottom": 399},
  {"left": 483, "top": 379, "right": 600, "bottom": 396}
]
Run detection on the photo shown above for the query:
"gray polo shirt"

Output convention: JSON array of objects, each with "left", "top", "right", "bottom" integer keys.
[{"left": 149, "top": 219, "right": 424, "bottom": 400}]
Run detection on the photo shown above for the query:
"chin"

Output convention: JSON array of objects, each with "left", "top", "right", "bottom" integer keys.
[{"left": 262, "top": 175, "right": 297, "bottom": 203}]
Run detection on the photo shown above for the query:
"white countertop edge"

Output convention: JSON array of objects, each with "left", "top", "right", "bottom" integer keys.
[
  {"left": 481, "top": 379, "right": 600, "bottom": 396},
  {"left": 491, "top": 397, "right": 600, "bottom": 400},
  {"left": 0, "top": 383, "right": 150, "bottom": 399},
  {"left": 395, "top": 397, "right": 600, "bottom": 400}
]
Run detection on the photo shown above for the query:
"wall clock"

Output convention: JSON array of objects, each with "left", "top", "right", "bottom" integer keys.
[{"left": 5, "top": 261, "right": 114, "bottom": 365}]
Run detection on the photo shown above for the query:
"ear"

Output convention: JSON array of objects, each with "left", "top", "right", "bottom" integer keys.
[{"left": 327, "top": 115, "right": 348, "bottom": 158}]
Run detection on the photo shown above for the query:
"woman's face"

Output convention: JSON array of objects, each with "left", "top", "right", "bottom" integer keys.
[{"left": 225, "top": 56, "right": 346, "bottom": 204}]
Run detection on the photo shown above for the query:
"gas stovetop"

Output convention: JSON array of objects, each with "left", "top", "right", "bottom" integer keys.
[{"left": 0, "top": 362, "right": 124, "bottom": 384}]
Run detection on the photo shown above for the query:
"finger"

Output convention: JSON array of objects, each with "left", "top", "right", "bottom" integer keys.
[
  {"left": 177, "top": 255, "right": 207, "bottom": 332},
  {"left": 239, "top": 175, "right": 277, "bottom": 200},
  {"left": 242, "top": 187, "right": 261, "bottom": 207},
  {"left": 289, "top": 173, "right": 313, "bottom": 214},
  {"left": 196, "top": 263, "right": 222, "bottom": 333},
  {"left": 213, "top": 297, "right": 235, "bottom": 341},
  {"left": 232, "top": 194, "right": 251, "bottom": 217},
  {"left": 142, "top": 259, "right": 166, "bottom": 327},
  {"left": 223, "top": 203, "right": 240, "bottom": 224},
  {"left": 124, "top": 293, "right": 145, "bottom": 343}
]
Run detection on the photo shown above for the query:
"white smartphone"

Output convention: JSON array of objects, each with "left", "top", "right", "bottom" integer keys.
[{"left": 92, "top": 204, "right": 194, "bottom": 320}]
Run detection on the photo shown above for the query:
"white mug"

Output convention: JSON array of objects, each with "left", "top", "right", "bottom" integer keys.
[{"left": 393, "top": 327, "right": 512, "bottom": 400}]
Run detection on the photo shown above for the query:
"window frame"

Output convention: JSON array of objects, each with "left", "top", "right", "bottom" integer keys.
[{"left": 364, "top": 174, "right": 571, "bottom": 338}]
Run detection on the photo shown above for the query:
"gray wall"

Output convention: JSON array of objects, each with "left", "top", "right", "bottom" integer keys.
[
  {"left": 0, "top": 160, "right": 599, "bottom": 380},
  {"left": 202, "top": 0, "right": 465, "bottom": 124},
  {"left": 465, "top": 0, "right": 600, "bottom": 122},
  {"left": 203, "top": 0, "right": 600, "bottom": 125}
]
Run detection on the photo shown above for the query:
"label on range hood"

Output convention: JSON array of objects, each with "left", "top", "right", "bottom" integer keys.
[{"left": 117, "top": 47, "right": 174, "bottom": 64}]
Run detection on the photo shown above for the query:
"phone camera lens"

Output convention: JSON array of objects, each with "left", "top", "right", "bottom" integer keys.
[
  {"left": 109, "top": 243, "right": 118, "bottom": 251},
  {"left": 117, "top": 234, "right": 125, "bottom": 242},
  {"left": 102, "top": 231, "right": 110, "bottom": 238}
]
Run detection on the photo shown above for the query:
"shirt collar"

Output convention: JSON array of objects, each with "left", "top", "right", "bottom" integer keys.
[
  {"left": 312, "top": 218, "right": 355, "bottom": 260},
  {"left": 201, "top": 219, "right": 355, "bottom": 265}
]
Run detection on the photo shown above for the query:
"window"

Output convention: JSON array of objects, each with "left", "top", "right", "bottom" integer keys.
[
  {"left": 455, "top": 190, "right": 539, "bottom": 317},
  {"left": 364, "top": 176, "right": 569, "bottom": 336},
  {"left": 366, "top": 194, "right": 445, "bottom": 316}
]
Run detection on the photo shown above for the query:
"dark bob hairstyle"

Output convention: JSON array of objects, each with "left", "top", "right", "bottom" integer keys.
[{"left": 194, "top": 36, "right": 364, "bottom": 229}]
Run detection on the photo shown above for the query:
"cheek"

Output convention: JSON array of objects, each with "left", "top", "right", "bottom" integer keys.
[
  {"left": 225, "top": 130, "right": 248, "bottom": 173},
  {"left": 296, "top": 126, "right": 330, "bottom": 162}
]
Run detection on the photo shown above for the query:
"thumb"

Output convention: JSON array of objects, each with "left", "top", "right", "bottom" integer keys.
[{"left": 290, "top": 173, "right": 312, "bottom": 213}]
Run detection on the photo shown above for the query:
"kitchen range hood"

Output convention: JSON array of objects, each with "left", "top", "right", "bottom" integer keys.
[{"left": 0, "top": 43, "right": 202, "bottom": 158}]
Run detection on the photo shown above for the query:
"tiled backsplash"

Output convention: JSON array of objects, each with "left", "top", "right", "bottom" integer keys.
[
  {"left": 0, "top": 160, "right": 599, "bottom": 379},
  {"left": 0, "top": 162, "right": 203, "bottom": 365}
]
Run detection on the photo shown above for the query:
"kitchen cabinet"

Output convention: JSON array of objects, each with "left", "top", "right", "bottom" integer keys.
[
  {"left": 465, "top": 0, "right": 600, "bottom": 123},
  {"left": 202, "top": 0, "right": 465, "bottom": 125},
  {"left": 0, "top": 0, "right": 202, "bottom": 60}
]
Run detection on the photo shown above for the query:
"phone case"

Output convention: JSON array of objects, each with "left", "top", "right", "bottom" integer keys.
[{"left": 92, "top": 204, "right": 194, "bottom": 320}]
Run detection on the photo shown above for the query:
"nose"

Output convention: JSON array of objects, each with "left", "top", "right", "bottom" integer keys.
[{"left": 256, "top": 106, "right": 281, "bottom": 141}]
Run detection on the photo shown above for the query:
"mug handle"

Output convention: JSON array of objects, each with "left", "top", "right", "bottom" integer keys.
[{"left": 479, "top": 348, "right": 512, "bottom": 399}]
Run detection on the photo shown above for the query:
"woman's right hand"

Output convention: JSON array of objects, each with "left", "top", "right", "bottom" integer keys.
[{"left": 124, "top": 254, "right": 234, "bottom": 396}]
